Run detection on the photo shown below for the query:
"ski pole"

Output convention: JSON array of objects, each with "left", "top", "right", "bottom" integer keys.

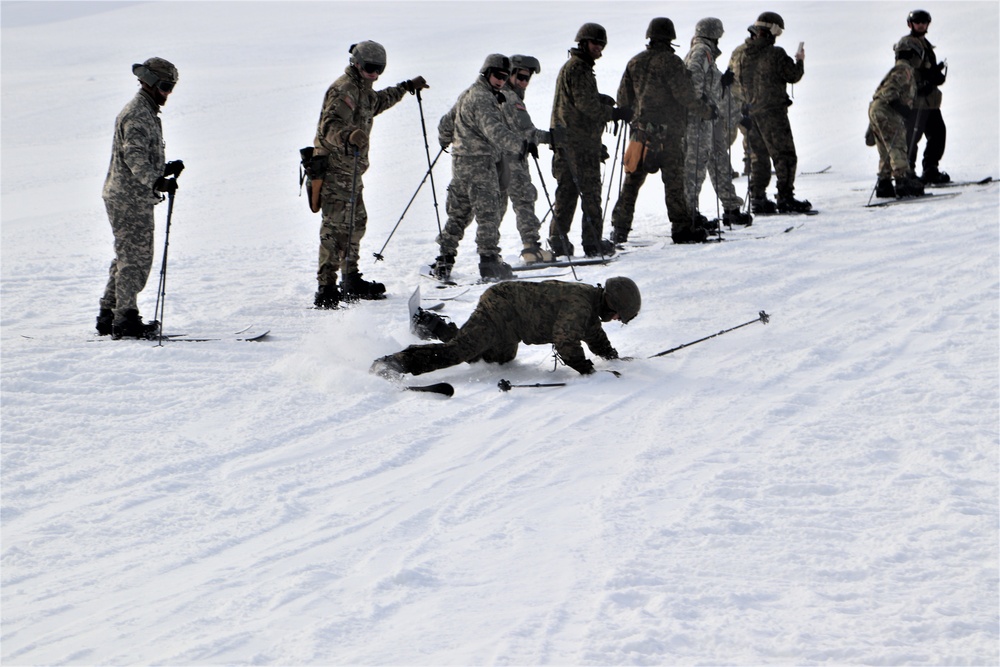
[
  {"left": 344, "top": 147, "right": 361, "bottom": 267},
  {"left": 416, "top": 90, "right": 443, "bottom": 236},
  {"left": 152, "top": 183, "right": 177, "bottom": 347},
  {"left": 602, "top": 125, "right": 624, "bottom": 225},
  {"left": 533, "top": 153, "right": 579, "bottom": 281},
  {"left": 373, "top": 146, "right": 444, "bottom": 262},
  {"left": 648, "top": 310, "right": 770, "bottom": 359},
  {"left": 498, "top": 378, "right": 566, "bottom": 392}
]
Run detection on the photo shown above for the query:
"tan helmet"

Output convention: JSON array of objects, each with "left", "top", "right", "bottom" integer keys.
[
  {"left": 479, "top": 53, "right": 511, "bottom": 76},
  {"left": 510, "top": 54, "right": 541, "bottom": 74},
  {"left": 604, "top": 277, "right": 641, "bottom": 324},
  {"left": 575, "top": 22, "right": 608, "bottom": 46},
  {"left": 349, "top": 41, "right": 387, "bottom": 74},
  {"left": 132, "top": 57, "right": 178, "bottom": 90}
]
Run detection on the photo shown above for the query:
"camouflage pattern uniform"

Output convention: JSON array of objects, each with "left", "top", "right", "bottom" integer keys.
[
  {"left": 869, "top": 60, "right": 916, "bottom": 180},
  {"left": 436, "top": 77, "right": 528, "bottom": 260},
  {"left": 729, "top": 32, "right": 804, "bottom": 202},
  {"left": 100, "top": 89, "right": 166, "bottom": 320},
  {"left": 905, "top": 33, "right": 947, "bottom": 176},
  {"left": 386, "top": 280, "right": 619, "bottom": 376},
  {"left": 549, "top": 47, "right": 614, "bottom": 250},
  {"left": 500, "top": 80, "right": 550, "bottom": 249},
  {"left": 684, "top": 36, "right": 743, "bottom": 213},
  {"left": 610, "top": 42, "right": 710, "bottom": 237},
  {"left": 313, "top": 66, "right": 407, "bottom": 286}
]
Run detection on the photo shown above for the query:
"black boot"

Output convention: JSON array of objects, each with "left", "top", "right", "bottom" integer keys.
[
  {"left": 920, "top": 168, "right": 950, "bottom": 185},
  {"left": 548, "top": 236, "right": 574, "bottom": 257},
  {"left": 478, "top": 255, "right": 514, "bottom": 282},
  {"left": 895, "top": 174, "right": 925, "bottom": 198},
  {"left": 723, "top": 209, "right": 753, "bottom": 226},
  {"left": 111, "top": 309, "right": 159, "bottom": 340},
  {"left": 776, "top": 196, "right": 813, "bottom": 213},
  {"left": 96, "top": 308, "right": 114, "bottom": 336},
  {"left": 341, "top": 271, "right": 386, "bottom": 301},
  {"left": 750, "top": 197, "right": 777, "bottom": 214},
  {"left": 430, "top": 254, "right": 455, "bottom": 281},
  {"left": 610, "top": 227, "right": 629, "bottom": 245},
  {"left": 582, "top": 238, "right": 616, "bottom": 258},
  {"left": 671, "top": 226, "right": 710, "bottom": 244},
  {"left": 875, "top": 177, "right": 896, "bottom": 199},
  {"left": 314, "top": 284, "right": 341, "bottom": 309},
  {"left": 412, "top": 308, "right": 459, "bottom": 342}
]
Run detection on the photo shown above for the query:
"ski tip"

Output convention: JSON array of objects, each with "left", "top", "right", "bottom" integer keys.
[{"left": 405, "top": 382, "right": 454, "bottom": 397}]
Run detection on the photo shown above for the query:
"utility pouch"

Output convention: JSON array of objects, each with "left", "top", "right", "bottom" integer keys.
[
  {"left": 623, "top": 140, "right": 648, "bottom": 174},
  {"left": 299, "top": 146, "right": 327, "bottom": 213}
]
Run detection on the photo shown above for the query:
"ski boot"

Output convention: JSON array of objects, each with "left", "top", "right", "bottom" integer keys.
[
  {"left": 369, "top": 355, "right": 406, "bottom": 381},
  {"left": 96, "top": 308, "right": 114, "bottom": 336},
  {"left": 520, "top": 243, "right": 554, "bottom": 265},
  {"left": 313, "top": 284, "right": 341, "bottom": 309},
  {"left": 341, "top": 271, "right": 386, "bottom": 301},
  {"left": 776, "top": 196, "right": 813, "bottom": 213},
  {"left": 671, "top": 225, "right": 710, "bottom": 245},
  {"left": 430, "top": 254, "right": 455, "bottom": 282},
  {"left": 875, "top": 177, "right": 896, "bottom": 199},
  {"left": 111, "top": 309, "right": 160, "bottom": 340},
  {"left": 547, "top": 236, "right": 574, "bottom": 257},
  {"left": 920, "top": 168, "right": 950, "bottom": 185},
  {"left": 479, "top": 255, "right": 514, "bottom": 282},
  {"left": 723, "top": 208, "right": 753, "bottom": 226},
  {"left": 412, "top": 308, "right": 459, "bottom": 342},
  {"left": 895, "top": 173, "right": 925, "bottom": 198},
  {"left": 610, "top": 227, "right": 630, "bottom": 245},
  {"left": 750, "top": 197, "right": 777, "bottom": 214},
  {"left": 583, "top": 238, "right": 616, "bottom": 258}
]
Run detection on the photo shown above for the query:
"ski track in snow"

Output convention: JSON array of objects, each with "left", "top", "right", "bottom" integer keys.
[{"left": 2, "top": 2, "right": 998, "bottom": 665}]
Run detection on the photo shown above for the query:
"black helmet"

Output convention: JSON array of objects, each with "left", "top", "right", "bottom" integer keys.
[
  {"left": 907, "top": 9, "right": 932, "bottom": 24},
  {"left": 479, "top": 53, "right": 511, "bottom": 77},
  {"left": 575, "top": 22, "right": 608, "bottom": 46},
  {"left": 752, "top": 11, "right": 784, "bottom": 37},
  {"left": 646, "top": 17, "right": 676, "bottom": 42},
  {"left": 510, "top": 54, "right": 541, "bottom": 74},
  {"left": 349, "top": 41, "right": 387, "bottom": 74},
  {"left": 132, "top": 57, "right": 178, "bottom": 91},
  {"left": 604, "top": 277, "right": 641, "bottom": 324}
]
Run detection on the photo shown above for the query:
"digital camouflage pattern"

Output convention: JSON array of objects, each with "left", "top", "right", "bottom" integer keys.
[
  {"left": 869, "top": 60, "right": 916, "bottom": 179},
  {"left": 684, "top": 36, "right": 743, "bottom": 212},
  {"left": 549, "top": 48, "right": 615, "bottom": 249},
  {"left": 729, "top": 32, "right": 804, "bottom": 200},
  {"left": 437, "top": 77, "right": 530, "bottom": 259},
  {"left": 100, "top": 89, "right": 165, "bottom": 319},
  {"left": 500, "top": 80, "right": 549, "bottom": 248},
  {"left": 313, "top": 66, "right": 408, "bottom": 283},
  {"left": 386, "top": 280, "right": 619, "bottom": 376}
]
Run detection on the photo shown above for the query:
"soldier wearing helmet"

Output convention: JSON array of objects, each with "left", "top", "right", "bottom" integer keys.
[
  {"left": 683, "top": 17, "right": 752, "bottom": 230},
  {"left": 867, "top": 38, "right": 925, "bottom": 199},
  {"left": 548, "top": 23, "right": 630, "bottom": 258},
  {"left": 370, "top": 278, "right": 639, "bottom": 380},
  {"left": 429, "top": 54, "right": 539, "bottom": 283},
  {"left": 729, "top": 11, "right": 812, "bottom": 214},
  {"left": 96, "top": 57, "right": 183, "bottom": 339},
  {"left": 610, "top": 17, "right": 714, "bottom": 245},
  {"left": 311, "top": 41, "right": 428, "bottom": 308},
  {"left": 901, "top": 9, "right": 949, "bottom": 184}
]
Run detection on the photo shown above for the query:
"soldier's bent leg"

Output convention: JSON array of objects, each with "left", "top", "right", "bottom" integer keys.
[{"left": 437, "top": 169, "right": 475, "bottom": 256}]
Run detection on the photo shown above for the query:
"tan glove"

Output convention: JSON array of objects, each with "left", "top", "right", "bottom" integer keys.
[{"left": 348, "top": 128, "right": 368, "bottom": 151}]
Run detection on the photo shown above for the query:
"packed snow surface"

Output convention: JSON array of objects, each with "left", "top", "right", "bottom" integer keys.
[{"left": 2, "top": 2, "right": 997, "bottom": 664}]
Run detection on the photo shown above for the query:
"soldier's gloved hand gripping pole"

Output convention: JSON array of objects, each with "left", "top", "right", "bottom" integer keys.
[{"left": 152, "top": 161, "right": 183, "bottom": 347}]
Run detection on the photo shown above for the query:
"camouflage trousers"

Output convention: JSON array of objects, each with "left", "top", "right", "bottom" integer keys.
[
  {"left": 549, "top": 146, "right": 604, "bottom": 248},
  {"left": 100, "top": 196, "right": 156, "bottom": 320},
  {"left": 437, "top": 155, "right": 504, "bottom": 259},
  {"left": 746, "top": 109, "right": 798, "bottom": 200},
  {"left": 391, "top": 288, "right": 517, "bottom": 375},
  {"left": 500, "top": 157, "right": 543, "bottom": 247},
  {"left": 869, "top": 100, "right": 910, "bottom": 179},
  {"left": 611, "top": 130, "right": 691, "bottom": 234},
  {"left": 684, "top": 117, "right": 743, "bottom": 212},
  {"left": 318, "top": 167, "right": 367, "bottom": 286}
]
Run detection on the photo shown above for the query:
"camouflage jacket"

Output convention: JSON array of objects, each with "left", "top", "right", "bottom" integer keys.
[
  {"left": 551, "top": 48, "right": 614, "bottom": 148},
  {"left": 500, "top": 81, "right": 550, "bottom": 154},
  {"left": 481, "top": 280, "right": 617, "bottom": 374},
  {"left": 314, "top": 66, "right": 408, "bottom": 175},
  {"left": 907, "top": 34, "right": 945, "bottom": 109},
  {"left": 729, "top": 33, "right": 803, "bottom": 115},
  {"left": 102, "top": 90, "right": 165, "bottom": 206},
  {"left": 872, "top": 60, "right": 916, "bottom": 110},
  {"left": 438, "top": 77, "right": 527, "bottom": 159},
  {"left": 617, "top": 42, "right": 707, "bottom": 137}
]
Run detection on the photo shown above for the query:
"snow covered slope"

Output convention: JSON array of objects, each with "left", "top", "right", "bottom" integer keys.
[{"left": 2, "top": 2, "right": 997, "bottom": 664}]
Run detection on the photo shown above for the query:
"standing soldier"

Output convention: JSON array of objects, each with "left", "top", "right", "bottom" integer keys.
[
  {"left": 549, "top": 23, "right": 629, "bottom": 258},
  {"left": 609, "top": 18, "right": 713, "bottom": 245},
  {"left": 430, "top": 54, "right": 534, "bottom": 283},
  {"left": 500, "top": 55, "right": 555, "bottom": 265},
  {"left": 729, "top": 12, "right": 812, "bottom": 214},
  {"left": 902, "top": 9, "right": 949, "bottom": 184},
  {"left": 96, "top": 57, "right": 182, "bottom": 339},
  {"left": 312, "top": 41, "right": 428, "bottom": 308},
  {"left": 684, "top": 17, "right": 753, "bottom": 227},
  {"left": 868, "top": 38, "right": 924, "bottom": 198}
]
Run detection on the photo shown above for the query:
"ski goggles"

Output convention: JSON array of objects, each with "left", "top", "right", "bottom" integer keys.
[
  {"left": 515, "top": 72, "right": 532, "bottom": 82},
  {"left": 362, "top": 62, "right": 386, "bottom": 75}
]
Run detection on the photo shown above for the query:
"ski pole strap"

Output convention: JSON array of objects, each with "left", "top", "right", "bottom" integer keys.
[{"left": 648, "top": 311, "right": 770, "bottom": 358}]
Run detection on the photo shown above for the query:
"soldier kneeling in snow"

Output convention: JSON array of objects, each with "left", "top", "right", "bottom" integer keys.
[{"left": 371, "top": 277, "right": 641, "bottom": 379}]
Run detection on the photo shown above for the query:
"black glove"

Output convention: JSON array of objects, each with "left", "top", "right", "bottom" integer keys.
[
  {"left": 889, "top": 100, "right": 911, "bottom": 117},
  {"left": 709, "top": 104, "right": 719, "bottom": 120},
  {"left": 163, "top": 160, "right": 184, "bottom": 178},
  {"left": 522, "top": 141, "right": 538, "bottom": 160},
  {"left": 599, "top": 93, "right": 616, "bottom": 107},
  {"left": 401, "top": 76, "right": 428, "bottom": 94},
  {"left": 720, "top": 68, "right": 735, "bottom": 88},
  {"left": 611, "top": 106, "right": 633, "bottom": 122},
  {"left": 739, "top": 114, "right": 753, "bottom": 130},
  {"left": 549, "top": 126, "right": 568, "bottom": 148},
  {"left": 154, "top": 176, "right": 178, "bottom": 195}
]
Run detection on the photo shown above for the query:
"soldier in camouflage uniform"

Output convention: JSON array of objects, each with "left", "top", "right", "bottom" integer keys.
[
  {"left": 370, "top": 277, "right": 641, "bottom": 378},
  {"left": 97, "top": 57, "right": 183, "bottom": 339},
  {"left": 549, "top": 23, "right": 629, "bottom": 258},
  {"left": 868, "top": 38, "right": 924, "bottom": 199},
  {"left": 609, "top": 18, "right": 713, "bottom": 245},
  {"left": 684, "top": 18, "right": 752, "bottom": 228},
  {"left": 499, "top": 55, "right": 555, "bottom": 265},
  {"left": 431, "top": 54, "right": 534, "bottom": 283},
  {"left": 312, "top": 41, "right": 428, "bottom": 308},
  {"left": 902, "top": 9, "right": 949, "bottom": 184},
  {"left": 729, "top": 12, "right": 811, "bottom": 214}
]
